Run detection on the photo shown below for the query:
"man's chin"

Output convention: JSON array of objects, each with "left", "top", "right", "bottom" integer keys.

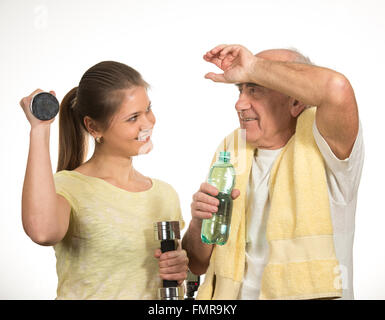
[{"left": 244, "top": 130, "right": 261, "bottom": 148}]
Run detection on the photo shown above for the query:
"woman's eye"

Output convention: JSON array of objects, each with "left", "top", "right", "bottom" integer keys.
[{"left": 127, "top": 106, "right": 152, "bottom": 122}]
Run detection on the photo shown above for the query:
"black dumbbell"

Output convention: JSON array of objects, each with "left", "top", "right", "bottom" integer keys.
[
  {"left": 154, "top": 221, "right": 184, "bottom": 300},
  {"left": 30, "top": 92, "right": 59, "bottom": 121}
]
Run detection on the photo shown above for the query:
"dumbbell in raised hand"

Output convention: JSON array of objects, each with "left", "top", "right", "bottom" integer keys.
[{"left": 30, "top": 92, "right": 59, "bottom": 121}]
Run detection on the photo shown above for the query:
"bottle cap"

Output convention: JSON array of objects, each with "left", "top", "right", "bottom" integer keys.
[{"left": 219, "top": 151, "right": 231, "bottom": 163}]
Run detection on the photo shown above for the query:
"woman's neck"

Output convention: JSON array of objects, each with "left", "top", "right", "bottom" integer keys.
[{"left": 78, "top": 152, "right": 138, "bottom": 184}]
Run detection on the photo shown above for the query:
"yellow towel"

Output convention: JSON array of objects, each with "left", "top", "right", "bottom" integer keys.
[{"left": 196, "top": 107, "right": 342, "bottom": 300}]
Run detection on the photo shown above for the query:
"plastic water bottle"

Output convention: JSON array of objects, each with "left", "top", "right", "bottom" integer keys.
[{"left": 201, "top": 151, "right": 236, "bottom": 245}]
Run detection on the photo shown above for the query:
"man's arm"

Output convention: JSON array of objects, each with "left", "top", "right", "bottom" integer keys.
[
  {"left": 248, "top": 58, "right": 359, "bottom": 160},
  {"left": 182, "top": 218, "right": 214, "bottom": 275},
  {"left": 204, "top": 44, "right": 359, "bottom": 160},
  {"left": 182, "top": 183, "right": 218, "bottom": 275}
]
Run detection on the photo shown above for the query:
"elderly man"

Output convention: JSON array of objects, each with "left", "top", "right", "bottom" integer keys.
[{"left": 182, "top": 44, "right": 364, "bottom": 300}]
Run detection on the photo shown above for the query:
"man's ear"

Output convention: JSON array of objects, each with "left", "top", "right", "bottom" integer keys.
[{"left": 290, "top": 99, "right": 307, "bottom": 118}]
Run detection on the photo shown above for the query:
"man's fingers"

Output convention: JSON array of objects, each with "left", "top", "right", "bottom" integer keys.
[
  {"left": 191, "top": 200, "right": 216, "bottom": 218},
  {"left": 206, "top": 44, "right": 241, "bottom": 59},
  {"left": 204, "top": 45, "right": 227, "bottom": 61},
  {"left": 203, "top": 55, "right": 223, "bottom": 69},
  {"left": 199, "top": 182, "right": 218, "bottom": 197},
  {"left": 231, "top": 189, "right": 241, "bottom": 200},
  {"left": 190, "top": 182, "right": 219, "bottom": 220},
  {"left": 193, "top": 191, "right": 219, "bottom": 206},
  {"left": 192, "top": 201, "right": 218, "bottom": 213},
  {"left": 204, "top": 72, "right": 227, "bottom": 83},
  {"left": 209, "top": 44, "right": 228, "bottom": 55},
  {"left": 219, "top": 45, "right": 241, "bottom": 58},
  {"left": 192, "top": 209, "right": 212, "bottom": 220},
  {"left": 204, "top": 45, "right": 241, "bottom": 78}
]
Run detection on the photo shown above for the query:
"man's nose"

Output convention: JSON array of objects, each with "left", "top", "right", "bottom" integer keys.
[{"left": 235, "top": 93, "right": 252, "bottom": 112}]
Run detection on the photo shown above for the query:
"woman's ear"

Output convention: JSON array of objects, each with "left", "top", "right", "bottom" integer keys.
[{"left": 83, "top": 116, "right": 102, "bottom": 138}]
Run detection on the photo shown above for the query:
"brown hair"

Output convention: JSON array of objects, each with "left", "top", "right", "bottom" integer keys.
[{"left": 56, "top": 61, "right": 149, "bottom": 172}]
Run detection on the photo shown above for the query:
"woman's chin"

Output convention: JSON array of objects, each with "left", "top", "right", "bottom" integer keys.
[{"left": 137, "top": 140, "right": 153, "bottom": 155}]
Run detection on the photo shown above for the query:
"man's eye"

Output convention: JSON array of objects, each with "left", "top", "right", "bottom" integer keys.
[
  {"left": 249, "top": 87, "right": 265, "bottom": 96},
  {"left": 146, "top": 105, "right": 152, "bottom": 112},
  {"left": 128, "top": 116, "right": 138, "bottom": 122}
]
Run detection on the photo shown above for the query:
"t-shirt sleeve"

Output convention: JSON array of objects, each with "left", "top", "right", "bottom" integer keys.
[
  {"left": 53, "top": 172, "right": 79, "bottom": 212},
  {"left": 312, "top": 119, "right": 365, "bottom": 203},
  {"left": 173, "top": 190, "right": 185, "bottom": 231}
]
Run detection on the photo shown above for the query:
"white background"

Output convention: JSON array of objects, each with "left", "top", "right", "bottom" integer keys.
[{"left": 0, "top": 0, "right": 384, "bottom": 299}]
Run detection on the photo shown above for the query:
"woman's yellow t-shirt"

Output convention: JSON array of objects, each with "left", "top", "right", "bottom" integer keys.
[{"left": 53, "top": 170, "right": 184, "bottom": 300}]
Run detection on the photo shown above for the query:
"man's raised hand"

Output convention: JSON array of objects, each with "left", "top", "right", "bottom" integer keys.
[{"left": 203, "top": 44, "right": 256, "bottom": 84}]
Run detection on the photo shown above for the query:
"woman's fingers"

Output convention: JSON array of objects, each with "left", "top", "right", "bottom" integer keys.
[{"left": 157, "top": 248, "right": 189, "bottom": 281}]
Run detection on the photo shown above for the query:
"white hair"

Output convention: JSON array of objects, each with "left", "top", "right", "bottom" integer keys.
[
  {"left": 285, "top": 47, "right": 314, "bottom": 110},
  {"left": 285, "top": 46, "right": 314, "bottom": 65}
]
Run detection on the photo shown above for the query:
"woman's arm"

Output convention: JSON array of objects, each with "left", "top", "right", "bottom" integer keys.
[{"left": 20, "top": 90, "right": 70, "bottom": 246}]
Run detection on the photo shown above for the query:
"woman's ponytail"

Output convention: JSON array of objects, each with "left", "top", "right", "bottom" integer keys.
[{"left": 56, "top": 87, "right": 88, "bottom": 172}]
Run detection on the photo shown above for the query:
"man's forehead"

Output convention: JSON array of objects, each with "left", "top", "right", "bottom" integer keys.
[{"left": 236, "top": 83, "right": 264, "bottom": 89}]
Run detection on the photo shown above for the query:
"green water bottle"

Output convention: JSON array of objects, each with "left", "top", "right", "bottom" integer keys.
[{"left": 201, "top": 151, "right": 236, "bottom": 245}]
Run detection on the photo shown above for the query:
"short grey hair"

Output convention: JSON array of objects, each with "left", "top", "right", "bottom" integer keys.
[
  {"left": 286, "top": 47, "right": 313, "bottom": 65},
  {"left": 286, "top": 47, "right": 314, "bottom": 111}
]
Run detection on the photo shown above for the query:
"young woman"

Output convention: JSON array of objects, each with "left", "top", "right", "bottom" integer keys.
[{"left": 20, "top": 61, "right": 188, "bottom": 299}]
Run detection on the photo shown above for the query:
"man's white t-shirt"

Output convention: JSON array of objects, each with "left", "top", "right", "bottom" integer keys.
[{"left": 239, "top": 120, "right": 364, "bottom": 300}]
